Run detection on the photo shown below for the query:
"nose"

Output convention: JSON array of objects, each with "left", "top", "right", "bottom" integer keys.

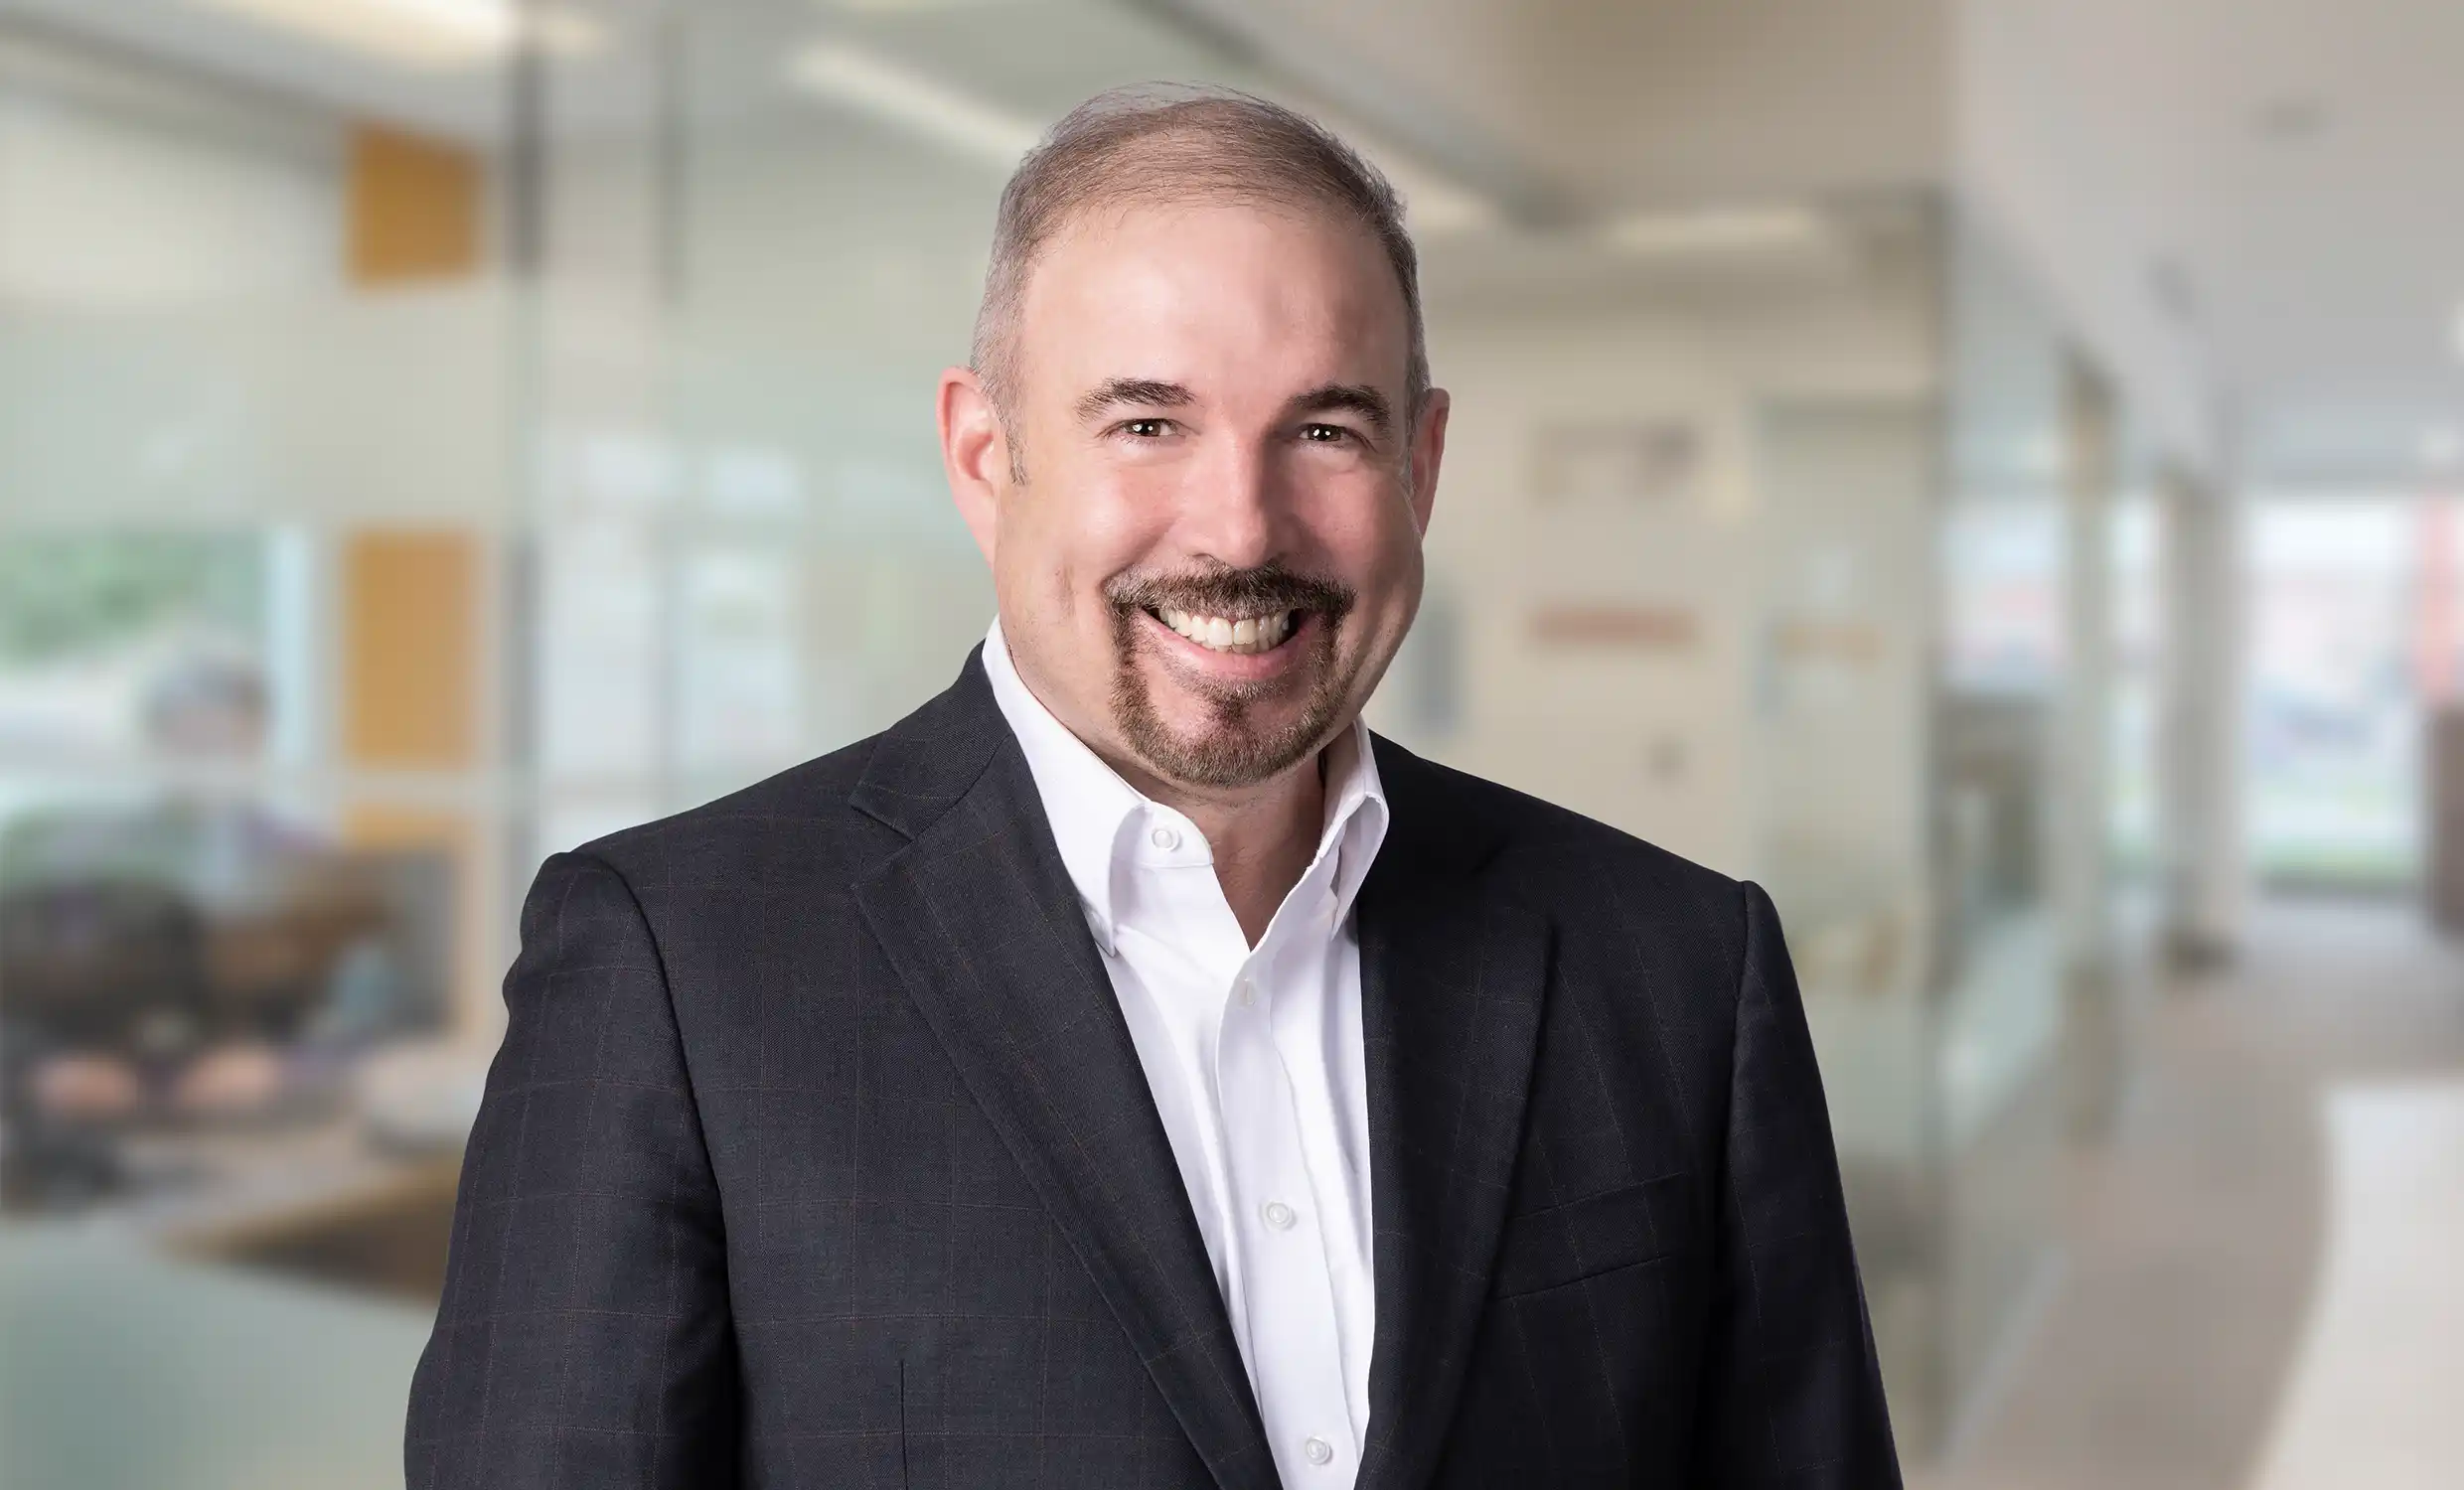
[{"left": 1177, "top": 432, "right": 1283, "bottom": 571}]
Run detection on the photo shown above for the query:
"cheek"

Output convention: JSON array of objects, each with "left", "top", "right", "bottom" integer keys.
[
  {"left": 1077, "top": 474, "right": 1173, "bottom": 559},
  {"left": 1305, "top": 475, "right": 1421, "bottom": 591},
  {"left": 1001, "top": 468, "right": 1174, "bottom": 616}
]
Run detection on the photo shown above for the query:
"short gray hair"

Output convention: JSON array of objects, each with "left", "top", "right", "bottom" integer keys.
[{"left": 970, "top": 85, "right": 1429, "bottom": 430}]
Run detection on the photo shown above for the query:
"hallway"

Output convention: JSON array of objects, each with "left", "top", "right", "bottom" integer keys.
[{"left": 1920, "top": 899, "right": 2464, "bottom": 1490}]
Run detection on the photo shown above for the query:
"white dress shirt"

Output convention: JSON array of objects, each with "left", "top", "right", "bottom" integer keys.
[{"left": 982, "top": 620, "right": 1386, "bottom": 1487}]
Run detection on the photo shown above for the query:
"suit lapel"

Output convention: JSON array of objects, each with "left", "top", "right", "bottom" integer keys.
[
  {"left": 1355, "top": 741, "right": 1551, "bottom": 1490},
  {"left": 851, "top": 654, "right": 1277, "bottom": 1490}
]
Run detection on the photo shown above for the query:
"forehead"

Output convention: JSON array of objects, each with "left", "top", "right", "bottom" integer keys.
[{"left": 1011, "top": 197, "right": 1410, "bottom": 400}]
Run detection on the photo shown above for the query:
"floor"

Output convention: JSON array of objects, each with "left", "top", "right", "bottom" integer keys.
[
  {"left": 2248, "top": 1079, "right": 2464, "bottom": 1490},
  {"left": 1915, "top": 896, "right": 2464, "bottom": 1490}
]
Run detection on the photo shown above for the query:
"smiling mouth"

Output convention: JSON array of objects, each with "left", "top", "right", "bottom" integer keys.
[{"left": 1148, "top": 605, "right": 1301, "bottom": 657}]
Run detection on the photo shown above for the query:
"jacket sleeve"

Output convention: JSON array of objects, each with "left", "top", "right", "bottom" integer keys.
[
  {"left": 1691, "top": 880, "right": 1902, "bottom": 1487},
  {"left": 406, "top": 851, "right": 738, "bottom": 1489}
]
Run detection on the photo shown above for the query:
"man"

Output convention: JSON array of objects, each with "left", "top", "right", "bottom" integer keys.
[{"left": 407, "top": 87, "right": 1900, "bottom": 1489}]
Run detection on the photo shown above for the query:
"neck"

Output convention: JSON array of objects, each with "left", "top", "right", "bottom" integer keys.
[
  {"left": 1117, "top": 748, "right": 1329, "bottom": 949},
  {"left": 992, "top": 630, "right": 1340, "bottom": 947}
]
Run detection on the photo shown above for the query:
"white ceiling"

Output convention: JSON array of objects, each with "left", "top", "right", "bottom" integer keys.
[
  {"left": 6, "top": 0, "right": 2458, "bottom": 488},
  {"left": 1167, "top": 0, "right": 1954, "bottom": 209},
  {"left": 1180, "top": 0, "right": 2464, "bottom": 488},
  {"left": 0, "top": 0, "right": 517, "bottom": 140},
  {"left": 1959, "top": 0, "right": 2464, "bottom": 487}
]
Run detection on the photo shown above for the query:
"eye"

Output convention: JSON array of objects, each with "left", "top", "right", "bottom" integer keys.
[
  {"left": 1119, "top": 417, "right": 1174, "bottom": 439},
  {"left": 1299, "top": 423, "right": 1355, "bottom": 445}
]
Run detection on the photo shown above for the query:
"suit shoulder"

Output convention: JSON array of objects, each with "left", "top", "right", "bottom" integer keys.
[
  {"left": 1380, "top": 740, "right": 1758, "bottom": 1018},
  {"left": 567, "top": 731, "right": 892, "bottom": 873},
  {"left": 1379, "top": 737, "right": 1743, "bottom": 915}
]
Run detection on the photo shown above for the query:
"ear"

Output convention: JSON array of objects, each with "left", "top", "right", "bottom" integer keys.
[
  {"left": 939, "top": 366, "right": 1012, "bottom": 565},
  {"left": 1405, "top": 386, "right": 1451, "bottom": 535}
]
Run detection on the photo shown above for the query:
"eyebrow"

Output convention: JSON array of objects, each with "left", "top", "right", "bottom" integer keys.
[
  {"left": 1288, "top": 382, "right": 1393, "bottom": 436},
  {"left": 1075, "top": 377, "right": 1193, "bottom": 421}
]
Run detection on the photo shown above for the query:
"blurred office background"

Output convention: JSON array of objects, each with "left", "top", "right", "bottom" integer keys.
[{"left": 2, "top": 0, "right": 2461, "bottom": 1485}]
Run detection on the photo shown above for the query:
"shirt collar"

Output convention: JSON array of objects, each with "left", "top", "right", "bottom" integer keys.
[{"left": 981, "top": 617, "right": 1389, "bottom": 951}]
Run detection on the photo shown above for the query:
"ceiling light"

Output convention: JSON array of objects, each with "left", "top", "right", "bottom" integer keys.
[
  {"left": 1300, "top": 106, "right": 1496, "bottom": 237},
  {"left": 2423, "top": 426, "right": 2464, "bottom": 471},
  {"left": 1599, "top": 206, "right": 1825, "bottom": 256},
  {"left": 786, "top": 44, "right": 1040, "bottom": 168},
  {"left": 186, "top": 0, "right": 601, "bottom": 69},
  {"left": 1387, "top": 167, "right": 1498, "bottom": 236}
]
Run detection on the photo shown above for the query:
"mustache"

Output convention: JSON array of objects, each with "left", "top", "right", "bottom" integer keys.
[{"left": 1104, "top": 561, "right": 1355, "bottom": 623}]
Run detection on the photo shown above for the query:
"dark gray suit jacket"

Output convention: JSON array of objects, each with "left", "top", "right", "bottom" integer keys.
[{"left": 406, "top": 648, "right": 1900, "bottom": 1489}]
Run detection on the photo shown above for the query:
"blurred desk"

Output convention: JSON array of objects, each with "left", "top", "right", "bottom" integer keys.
[
  {"left": 0, "top": 1217, "right": 434, "bottom": 1490},
  {"left": 112, "top": 1123, "right": 462, "bottom": 1301}
]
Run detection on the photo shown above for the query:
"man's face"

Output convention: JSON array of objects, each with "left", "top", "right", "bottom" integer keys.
[{"left": 941, "top": 199, "right": 1448, "bottom": 794}]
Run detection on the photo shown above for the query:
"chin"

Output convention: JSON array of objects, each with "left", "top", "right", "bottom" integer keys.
[{"left": 1113, "top": 649, "right": 1352, "bottom": 791}]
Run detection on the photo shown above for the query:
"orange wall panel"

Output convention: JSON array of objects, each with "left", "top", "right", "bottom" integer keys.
[
  {"left": 347, "top": 124, "right": 481, "bottom": 285},
  {"left": 342, "top": 530, "right": 478, "bottom": 770}
]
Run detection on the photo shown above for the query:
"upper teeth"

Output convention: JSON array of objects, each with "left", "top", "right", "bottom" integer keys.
[{"left": 1158, "top": 608, "right": 1295, "bottom": 655}]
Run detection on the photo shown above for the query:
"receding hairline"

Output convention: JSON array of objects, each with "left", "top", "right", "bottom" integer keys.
[
  {"left": 970, "top": 88, "right": 1431, "bottom": 430},
  {"left": 1011, "top": 182, "right": 1413, "bottom": 338}
]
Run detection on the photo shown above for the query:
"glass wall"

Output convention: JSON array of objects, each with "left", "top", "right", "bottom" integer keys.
[
  {"left": 0, "top": 10, "right": 518, "bottom": 1485},
  {"left": 1915, "top": 205, "right": 2077, "bottom": 1449}
]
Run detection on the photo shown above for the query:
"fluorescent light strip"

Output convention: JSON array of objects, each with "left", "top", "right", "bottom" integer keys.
[
  {"left": 780, "top": 52, "right": 1498, "bottom": 230},
  {"left": 1389, "top": 167, "right": 1497, "bottom": 236},
  {"left": 1361, "top": 155, "right": 1495, "bottom": 236},
  {"left": 1600, "top": 205, "right": 1825, "bottom": 256},
  {"left": 185, "top": 0, "right": 601, "bottom": 70},
  {"left": 1302, "top": 105, "right": 1497, "bottom": 237},
  {"left": 786, "top": 43, "right": 1041, "bottom": 168}
]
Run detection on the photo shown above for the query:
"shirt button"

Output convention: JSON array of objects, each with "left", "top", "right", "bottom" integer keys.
[
  {"left": 1303, "top": 1436, "right": 1333, "bottom": 1466},
  {"left": 1236, "top": 977, "right": 1256, "bottom": 1007},
  {"left": 1262, "top": 1200, "right": 1297, "bottom": 1231},
  {"left": 1150, "top": 824, "right": 1180, "bottom": 851}
]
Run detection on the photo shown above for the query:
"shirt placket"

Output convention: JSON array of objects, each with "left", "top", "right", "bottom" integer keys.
[{"left": 1214, "top": 932, "right": 1360, "bottom": 1485}]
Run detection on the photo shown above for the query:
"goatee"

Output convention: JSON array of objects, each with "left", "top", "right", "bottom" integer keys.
[{"left": 1103, "top": 561, "right": 1359, "bottom": 789}]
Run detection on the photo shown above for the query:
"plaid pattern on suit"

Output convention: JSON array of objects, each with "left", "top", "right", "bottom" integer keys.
[{"left": 406, "top": 648, "right": 1901, "bottom": 1489}]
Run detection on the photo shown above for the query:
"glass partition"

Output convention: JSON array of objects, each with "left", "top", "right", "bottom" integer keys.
[
  {"left": 0, "top": 13, "right": 518, "bottom": 1486},
  {"left": 1923, "top": 204, "right": 2075, "bottom": 1446}
]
